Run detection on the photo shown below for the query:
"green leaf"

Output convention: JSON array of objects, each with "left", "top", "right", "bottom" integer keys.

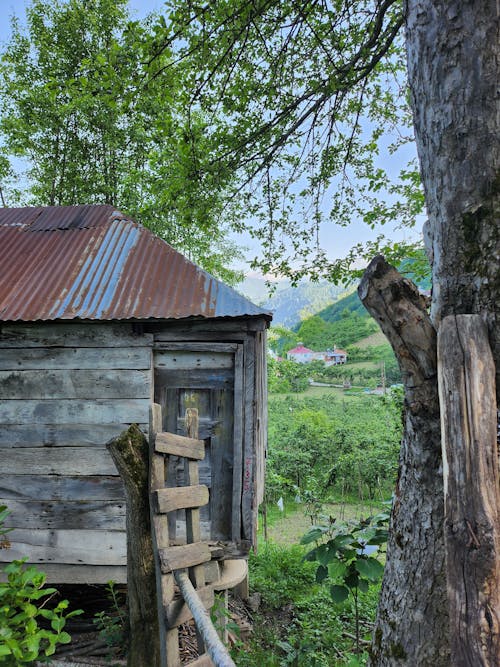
[
  {"left": 355, "top": 557, "right": 385, "bottom": 582},
  {"left": 300, "top": 527, "right": 325, "bottom": 544},
  {"left": 315, "top": 565, "right": 328, "bottom": 583},
  {"left": 330, "top": 585, "right": 349, "bottom": 603},
  {"left": 327, "top": 560, "right": 347, "bottom": 581}
]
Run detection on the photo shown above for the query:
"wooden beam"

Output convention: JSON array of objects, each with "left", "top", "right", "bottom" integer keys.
[
  {"left": 155, "top": 432, "right": 205, "bottom": 460},
  {"left": 438, "top": 314, "right": 500, "bottom": 664},
  {"left": 159, "top": 543, "right": 211, "bottom": 574},
  {"left": 154, "top": 486, "right": 209, "bottom": 514}
]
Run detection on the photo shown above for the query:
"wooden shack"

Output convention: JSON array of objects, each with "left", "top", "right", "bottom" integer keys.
[{"left": 0, "top": 205, "right": 270, "bottom": 584}]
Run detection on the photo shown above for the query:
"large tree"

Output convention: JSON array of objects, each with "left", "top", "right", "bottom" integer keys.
[
  {"left": 153, "top": 0, "right": 499, "bottom": 663},
  {"left": 0, "top": 0, "right": 243, "bottom": 283}
]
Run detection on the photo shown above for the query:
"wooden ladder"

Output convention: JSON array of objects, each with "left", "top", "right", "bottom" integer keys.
[{"left": 149, "top": 404, "right": 235, "bottom": 667}]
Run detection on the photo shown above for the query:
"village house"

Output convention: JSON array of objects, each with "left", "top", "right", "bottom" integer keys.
[
  {"left": 286, "top": 343, "right": 347, "bottom": 365},
  {"left": 0, "top": 204, "right": 271, "bottom": 585}
]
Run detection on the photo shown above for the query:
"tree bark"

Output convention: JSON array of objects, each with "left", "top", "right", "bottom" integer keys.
[
  {"left": 404, "top": 1, "right": 499, "bottom": 664},
  {"left": 438, "top": 315, "right": 500, "bottom": 663},
  {"left": 359, "top": 256, "right": 449, "bottom": 665},
  {"left": 107, "top": 425, "right": 161, "bottom": 667}
]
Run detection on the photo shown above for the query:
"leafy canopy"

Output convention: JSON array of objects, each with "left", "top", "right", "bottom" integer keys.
[
  {"left": 150, "top": 0, "right": 424, "bottom": 281},
  {"left": 0, "top": 0, "right": 243, "bottom": 283}
]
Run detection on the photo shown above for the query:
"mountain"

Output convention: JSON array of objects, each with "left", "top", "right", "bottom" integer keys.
[{"left": 237, "top": 275, "right": 348, "bottom": 327}]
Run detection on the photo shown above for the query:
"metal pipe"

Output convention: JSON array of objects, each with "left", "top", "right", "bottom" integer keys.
[{"left": 173, "top": 570, "right": 236, "bottom": 667}]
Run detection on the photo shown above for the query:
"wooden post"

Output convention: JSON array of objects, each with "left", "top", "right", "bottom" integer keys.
[
  {"left": 184, "top": 408, "right": 206, "bottom": 655},
  {"left": 107, "top": 424, "right": 161, "bottom": 667},
  {"left": 438, "top": 314, "right": 500, "bottom": 664}
]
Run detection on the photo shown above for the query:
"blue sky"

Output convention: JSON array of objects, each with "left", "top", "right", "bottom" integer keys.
[{"left": 0, "top": 0, "right": 421, "bottom": 275}]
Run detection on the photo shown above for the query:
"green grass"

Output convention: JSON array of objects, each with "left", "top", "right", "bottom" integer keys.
[{"left": 353, "top": 330, "right": 388, "bottom": 348}]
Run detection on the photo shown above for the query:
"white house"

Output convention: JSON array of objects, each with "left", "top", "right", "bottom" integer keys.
[{"left": 287, "top": 344, "right": 315, "bottom": 363}]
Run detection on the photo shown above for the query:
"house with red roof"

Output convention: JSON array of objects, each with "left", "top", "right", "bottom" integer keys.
[{"left": 286, "top": 343, "right": 314, "bottom": 363}]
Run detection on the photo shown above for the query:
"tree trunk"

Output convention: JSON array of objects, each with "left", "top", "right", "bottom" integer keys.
[
  {"left": 404, "top": 0, "right": 499, "bottom": 664},
  {"left": 438, "top": 315, "right": 500, "bottom": 663},
  {"left": 107, "top": 425, "right": 161, "bottom": 667},
  {"left": 359, "top": 256, "right": 449, "bottom": 665}
]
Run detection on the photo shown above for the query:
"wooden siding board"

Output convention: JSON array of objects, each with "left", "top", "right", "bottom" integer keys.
[
  {"left": 0, "top": 323, "right": 153, "bottom": 347},
  {"left": 0, "top": 564, "right": 127, "bottom": 584},
  {"left": 0, "top": 369, "right": 150, "bottom": 400},
  {"left": 3, "top": 447, "right": 120, "bottom": 475},
  {"left": 2, "top": 499, "right": 126, "bottom": 530},
  {"left": 0, "top": 347, "right": 151, "bottom": 370},
  {"left": 0, "top": 424, "right": 141, "bottom": 448},
  {"left": 0, "top": 475, "right": 124, "bottom": 501},
  {"left": 154, "top": 351, "right": 235, "bottom": 370},
  {"left": 0, "top": 529, "right": 127, "bottom": 565},
  {"left": 0, "top": 399, "right": 150, "bottom": 424}
]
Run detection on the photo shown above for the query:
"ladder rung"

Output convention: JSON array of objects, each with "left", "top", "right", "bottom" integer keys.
[
  {"left": 159, "top": 542, "right": 211, "bottom": 573},
  {"left": 154, "top": 485, "right": 209, "bottom": 513},
  {"left": 155, "top": 432, "right": 205, "bottom": 459}
]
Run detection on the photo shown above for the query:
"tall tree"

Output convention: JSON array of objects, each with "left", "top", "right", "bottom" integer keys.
[
  {"left": 153, "top": 0, "right": 499, "bottom": 663},
  {"left": 0, "top": 0, "right": 243, "bottom": 283}
]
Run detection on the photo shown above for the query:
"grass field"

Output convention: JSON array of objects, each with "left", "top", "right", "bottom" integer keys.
[{"left": 353, "top": 330, "right": 388, "bottom": 348}]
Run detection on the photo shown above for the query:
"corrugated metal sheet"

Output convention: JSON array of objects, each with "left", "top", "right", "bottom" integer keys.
[{"left": 0, "top": 206, "right": 271, "bottom": 323}]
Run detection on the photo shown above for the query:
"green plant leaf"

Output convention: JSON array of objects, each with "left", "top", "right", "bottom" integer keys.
[
  {"left": 327, "top": 560, "right": 347, "bottom": 581},
  {"left": 355, "top": 557, "right": 385, "bottom": 581},
  {"left": 330, "top": 584, "right": 349, "bottom": 603}
]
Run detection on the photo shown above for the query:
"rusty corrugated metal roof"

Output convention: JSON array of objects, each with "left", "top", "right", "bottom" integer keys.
[{"left": 0, "top": 205, "right": 271, "bottom": 322}]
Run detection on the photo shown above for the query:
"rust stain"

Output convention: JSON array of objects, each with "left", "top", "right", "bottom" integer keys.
[{"left": 0, "top": 205, "right": 271, "bottom": 323}]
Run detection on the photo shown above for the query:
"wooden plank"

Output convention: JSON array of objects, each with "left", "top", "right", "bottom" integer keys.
[
  {"left": 155, "top": 432, "right": 205, "bottom": 460},
  {"left": 0, "top": 369, "right": 151, "bottom": 399},
  {"left": 184, "top": 408, "right": 206, "bottom": 598},
  {"left": 241, "top": 337, "right": 256, "bottom": 543},
  {"left": 0, "top": 564, "right": 127, "bottom": 585},
  {"left": 149, "top": 403, "right": 170, "bottom": 667},
  {"left": 231, "top": 345, "right": 244, "bottom": 541},
  {"left": 154, "top": 343, "right": 238, "bottom": 352},
  {"left": 0, "top": 529, "right": 126, "bottom": 565},
  {"left": 0, "top": 475, "right": 124, "bottom": 501},
  {"left": 0, "top": 398, "right": 150, "bottom": 425},
  {"left": 159, "top": 543, "right": 211, "bottom": 573},
  {"left": 166, "top": 628, "right": 180, "bottom": 667},
  {"left": 437, "top": 314, "right": 500, "bottom": 664},
  {"left": 154, "top": 351, "right": 234, "bottom": 371},
  {"left": 0, "top": 346, "right": 151, "bottom": 370},
  {"left": 2, "top": 499, "right": 126, "bottom": 530},
  {"left": 0, "top": 424, "right": 141, "bottom": 448},
  {"left": 255, "top": 330, "right": 268, "bottom": 506},
  {"left": 166, "top": 586, "right": 215, "bottom": 627},
  {"left": 3, "top": 447, "right": 118, "bottom": 476},
  {"left": 0, "top": 322, "right": 153, "bottom": 347},
  {"left": 155, "top": 367, "right": 234, "bottom": 390},
  {"left": 154, "top": 486, "right": 209, "bottom": 514},
  {"left": 209, "top": 388, "right": 234, "bottom": 541}
]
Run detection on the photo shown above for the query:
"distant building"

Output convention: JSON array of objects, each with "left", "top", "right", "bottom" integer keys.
[
  {"left": 287, "top": 343, "right": 315, "bottom": 363},
  {"left": 324, "top": 348, "right": 348, "bottom": 366},
  {"left": 286, "top": 344, "right": 348, "bottom": 365}
]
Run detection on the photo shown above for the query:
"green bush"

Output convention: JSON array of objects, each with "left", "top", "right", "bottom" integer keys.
[
  {"left": 0, "top": 559, "right": 82, "bottom": 664},
  {"left": 0, "top": 506, "right": 82, "bottom": 665},
  {"left": 249, "top": 544, "right": 317, "bottom": 609}
]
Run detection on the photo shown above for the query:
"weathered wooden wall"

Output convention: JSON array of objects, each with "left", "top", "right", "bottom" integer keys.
[
  {"left": 0, "top": 317, "right": 268, "bottom": 582},
  {"left": 0, "top": 322, "right": 153, "bottom": 583}
]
